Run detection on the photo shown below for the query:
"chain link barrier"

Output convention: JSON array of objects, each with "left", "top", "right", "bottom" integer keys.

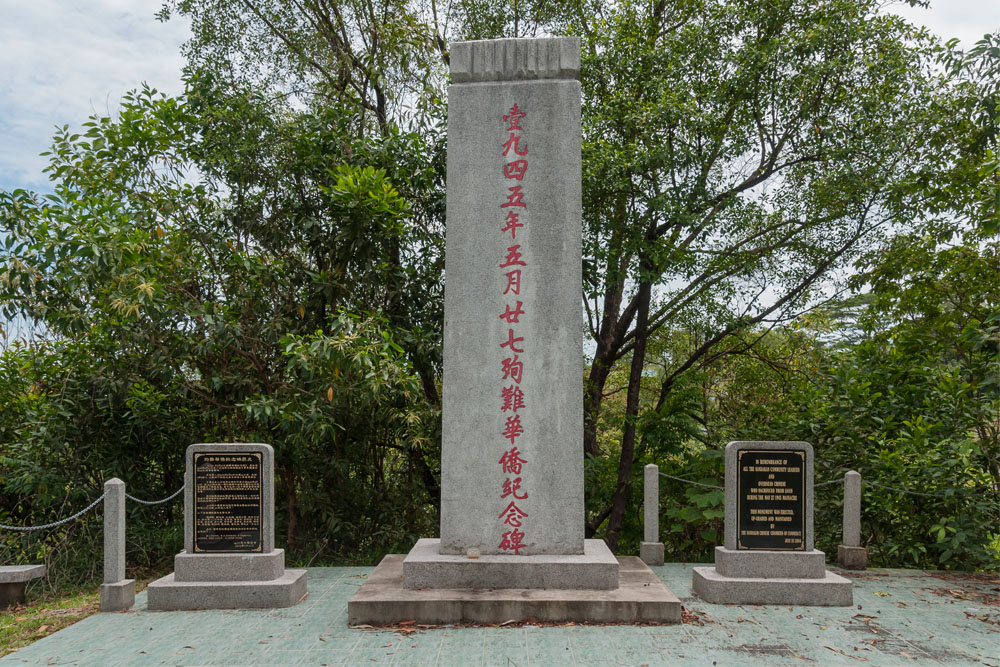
[
  {"left": 125, "top": 485, "right": 184, "bottom": 506},
  {"left": 0, "top": 492, "right": 107, "bottom": 532},
  {"left": 862, "top": 480, "right": 952, "bottom": 498},
  {"left": 814, "top": 479, "right": 843, "bottom": 487},
  {"left": 658, "top": 471, "right": 723, "bottom": 490}
]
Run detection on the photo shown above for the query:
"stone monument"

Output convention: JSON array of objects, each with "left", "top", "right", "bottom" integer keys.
[
  {"left": 99, "top": 478, "right": 135, "bottom": 611},
  {"left": 147, "top": 443, "right": 307, "bottom": 610},
  {"left": 692, "top": 441, "right": 852, "bottom": 606},
  {"left": 349, "top": 37, "right": 680, "bottom": 624}
]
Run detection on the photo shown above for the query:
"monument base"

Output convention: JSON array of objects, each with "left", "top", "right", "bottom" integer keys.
[
  {"left": 403, "top": 538, "right": 619, "bottom": 590},
  {"left": 146, "top": 569, "right": 307, "bottom": 610},
  {"left": 350, "top": 554, "right": 679, "bottom": 625},
  {"left": 639, "top": 542, "right": 664, "bottom": 566},
  {"left": 100, "top": 579, "right": 135, "bottom": 612},
  {"left": 837, "top": 544, "right": 869, "bottom": 570},
  {"left": 692, "top": 566, "right": 852, "bottom": 606},
  {"left": 173, "top": 549, "right": 285, "bottom": 582}
]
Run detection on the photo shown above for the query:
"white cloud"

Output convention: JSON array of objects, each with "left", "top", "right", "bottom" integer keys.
[
  {"left": 892, "top": 0, "right": 999, "bottom": 48},
  {"left": 0, "top": 0, "right": 190, "bottom": 192}
]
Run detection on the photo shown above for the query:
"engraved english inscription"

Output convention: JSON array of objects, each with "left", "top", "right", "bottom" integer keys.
[
  {"left": 736, "top": 450, "right": 805, "bottom": 550},
  {"left": 193, "top": 452, "right": 263, "bottom": 553}
]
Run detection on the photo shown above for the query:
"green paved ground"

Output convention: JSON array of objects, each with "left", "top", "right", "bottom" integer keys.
[{"left": 1, "top": 564, "right": 997, "bottom": 666}]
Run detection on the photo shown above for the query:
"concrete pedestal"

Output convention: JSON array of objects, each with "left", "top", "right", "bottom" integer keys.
[
  {"left": 640, "top": 542, "right": 664, "bottom": 567},
  {"left": 350, "top": 555, "right": 679, "bottom": 625},
  {"left": 99, "top": 579, "right": 136, "bottom": 612},
  {"left": 403, "top": 538, "right": 618, "bottom": 590},
  {"left": 692, "top": 547, "right": 852, "bottom": 606},
  {"left": 147, "top": 568, "right": 306, "bottom": 611},
  {"left": 837, "top": 544, "right": 869, "bottom": 570},
  {"left": 0, "top": 565, "right": 45, "bottom": 608}
]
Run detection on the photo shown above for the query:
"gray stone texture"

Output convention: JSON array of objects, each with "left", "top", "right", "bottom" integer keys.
[
  {"left": 402, "top": 538, "right": 618, "bottom": 590},
  {"left": 99, "top": 579, "right": 135, "bottom": 612},
  {"left": 644, "top": 464, "right": 658, "bottom": 543},
  {"left": 691, "top": 566, "right": 853, "bottom": 606},
  {"left": 103, "top": 478, "right": 126, "bottom": 584},
  {"left": 838, "top": 544, "right": 869, "bottom": 570},
  {"left": 843, "top": 470, "right": 862, "bottom": 547},
  {"left": 440, "top": 37, "right": 584, "bottom": 556},
  {"left": 184, "top": 442, "right": 274, "bottom": 554},
  {"left": 350, "top": 555, "right": 679, "bottom": 625},
  {"left": 724, "top": 441, "right": 814, "bottom": 551},
  {"left": 639, "top": 542, "right": 664, "bottom": 567},
  {"left": 0, "top": 566, "right": 44, "bottom": 607},
  {"left": 450, "top": 38, "right": 580, "bottom": 83},
  {"left": 173, "top": 549, "right": 285, "bottom": 582},
  {"left": 713, "top": 546, "right": 825, "bottom": 579},
  {"left": 146, "top": 569, "right": 307, "bottom": 611}
]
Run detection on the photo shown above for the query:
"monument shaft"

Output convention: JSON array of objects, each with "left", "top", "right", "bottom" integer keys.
[{"left": 440, "top": 38, "right": 583, "bottom": 555}]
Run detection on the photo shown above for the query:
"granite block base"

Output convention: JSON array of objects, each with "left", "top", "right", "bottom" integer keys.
[
  {"left": 0, "top": 565, "right": 45, "bottom": 608},
  {"left": 692, "top": 566, "right": 852, "bottom": 606},
  {"left": 402, "top": 538, "right": 619, "bottom": 590},
  {"left": 174, "top": 549, "right": 285, "bottom": 582},
  {"left": 837, "top": 545, "right": 869, "bottom": 570},
  {"left": 146, "top": 569, "right": 307, "bottom": 610},
  {"left": 100, "top": 579, "right": 135, "bottom": 612},
  {"left": 714, "top": 547, "right": 826, "bottom": 579},
  {"left": 350, "top": 555, "right": 680, "bottom": 625},
  {"left": 640, "top": 542, "right": 664, "bottom": 567}
]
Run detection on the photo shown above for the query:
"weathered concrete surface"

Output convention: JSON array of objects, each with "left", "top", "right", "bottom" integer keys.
[
  {"left": 351, "top": 555, "right": 679, "bottom": 625},
  {"left": 692, "top": 566, "right": 853, "bottom": 606},
  {"left": 99, "top": 579, "right": 135, "bottom": 613},
  {"left": 639, "top": 542, "right": 664, "bottom": 567},
  {"left": 146, "top": 569, "right": 307, "bottom": 611},
  {"left": 4, "top": 566, "right": 996, "bottom": 666},
  {"left": 102, "top": 478, "right": 127, "bottom": 584},
  {"left": 643, "top": 464, "right": 659, "bottom": 543},
  {"left": 402, "top": 538, "right": 618, "bottom": 590},
  {"left": 173, "top": 549, "right": 285, "bottom": 582},
  {"left": 838, "top": 544, "right": 870, "bottom": 570},
  {"left": 713, "top": 546, "right": 826, "bottom": 579},
  {"left": 0, "top": 565, "right": 45, "bottom": 608},
  {"left": 724, "top": 441, "right": 814, "bottom": 550},
  {"left": 440, "top": 37, "right": 584, "bottom": 556},
  {"left": 843, "top": 470, "right": 862, "bottom": 547}
]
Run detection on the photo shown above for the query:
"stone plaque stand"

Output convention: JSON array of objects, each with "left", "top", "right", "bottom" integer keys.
[
  {"left": 147, "top": 443, "right": 306, "bottom": 610},
  {"left": 349, "top": 37, "right": 679, "bottom": 625},
  {"left": 692, "top": 441, "right": 852, "bottom": 606}
]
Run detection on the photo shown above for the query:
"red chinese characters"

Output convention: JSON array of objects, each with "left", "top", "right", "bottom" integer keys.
[{"left": 497, "top": 103, "right": 533, "bottom": 555}]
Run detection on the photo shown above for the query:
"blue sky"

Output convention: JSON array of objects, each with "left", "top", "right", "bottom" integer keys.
[{"left": 0, "top": 0, "right": 998, "bottom": 195}]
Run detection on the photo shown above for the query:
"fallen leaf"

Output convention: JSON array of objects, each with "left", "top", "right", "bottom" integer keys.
[
  {"left": 820, "top": 625, "right": 829, "bottom": 630},
  {"left": 15, "top": 617, "right": 27, "bottom": 622},
  {"left": 873, "top": 591, "right": 890, "bottom": 597},
  {"left": 36, "top": 625, "right": 49, "bottom": 633},
  {"left": 182, "top": 645, "right": 194, "bottom": 649},
  {"left": 398, "top": 620, "right": 416, "bottom": 626},
  {"left": 381, "top": 642, "right": 392, "bottom": 648}
]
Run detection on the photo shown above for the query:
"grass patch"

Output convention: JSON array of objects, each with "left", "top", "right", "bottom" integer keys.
[{"left": 0, "top": 586, "right": 100, "bottom": 657}]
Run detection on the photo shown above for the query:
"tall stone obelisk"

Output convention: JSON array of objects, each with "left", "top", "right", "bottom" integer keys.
[
  {"left": 349, "top": 37, "right": 680, "bottom": 623},
  {"left": 439, "top": 38, "right": 584, "bottom": 557}
]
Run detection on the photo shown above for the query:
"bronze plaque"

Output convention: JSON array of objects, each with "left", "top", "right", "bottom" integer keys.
[
  {"left": 193, "top": 452, "right": 263, "bottom": 553},
  {"left": 736, "top": 449, "right": 805, "bottom": 550}
]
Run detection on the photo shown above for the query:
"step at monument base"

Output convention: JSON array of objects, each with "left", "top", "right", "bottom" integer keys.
[
  {"left": 403, "top": 538, "right": 619, "bottom": 590},
  {"left": 349, "top": 555, "right": 680, "bottom": 625},
  {"left": 692, "top": 566, "right": 853, "bottom": 606},
  {"left": 146, "top": 569, "right": 307, "bottom": 611}
]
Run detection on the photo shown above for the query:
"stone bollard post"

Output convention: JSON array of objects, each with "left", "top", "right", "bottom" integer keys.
[
  {"left": 837, "top": 471, "right": 868, "bottom": 570},
  {"left": 100, "top": 478, "right": 136, "bottom": 611},
  {"left": 640, "top": 464, "right": 665, "bottom": 566}
]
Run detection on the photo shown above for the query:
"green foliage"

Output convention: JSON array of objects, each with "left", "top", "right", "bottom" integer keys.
[{"left": 0, "top": 78, "right": 444, "bottom": 579}]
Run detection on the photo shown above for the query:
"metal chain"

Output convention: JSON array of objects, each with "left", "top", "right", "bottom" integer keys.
[
  {"left": 658, "top": 471, "right": 723, "bottom": 490},
  {"left": 125, "top": 484, "right": 184, "bottom": 506},
  {"left": 814, "top": 479, "right": 843, "bottom": 487},
  {"left": 0, "top": 492, "right": 107, "bottom": 532},
  {"left": 863, "top": 480, "right": 951, "bottom": 498}
]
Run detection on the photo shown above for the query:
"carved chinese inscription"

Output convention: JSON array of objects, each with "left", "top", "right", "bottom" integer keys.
[
  {"left": 497, "top": 102, "right": 532, "bottom": 555},
  {"left": 736, "top": 450, "right": 805, "bottom": 551},
  {"left": 193, "top": 452, "right": 263, "bottom": 553}
]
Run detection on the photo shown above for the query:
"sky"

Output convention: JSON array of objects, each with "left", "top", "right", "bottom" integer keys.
[{"left": 0, "top": 0, "right": 998, "bottom": 195}]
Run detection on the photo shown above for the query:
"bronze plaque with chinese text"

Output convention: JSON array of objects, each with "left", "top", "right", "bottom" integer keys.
[{"left": 193, "top": 452, "right": 263, "bottom": 553}]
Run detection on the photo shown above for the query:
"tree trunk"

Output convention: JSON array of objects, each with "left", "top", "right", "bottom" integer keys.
[{"left": 604, "top": 278, "right": 652, "bottom": 552}]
